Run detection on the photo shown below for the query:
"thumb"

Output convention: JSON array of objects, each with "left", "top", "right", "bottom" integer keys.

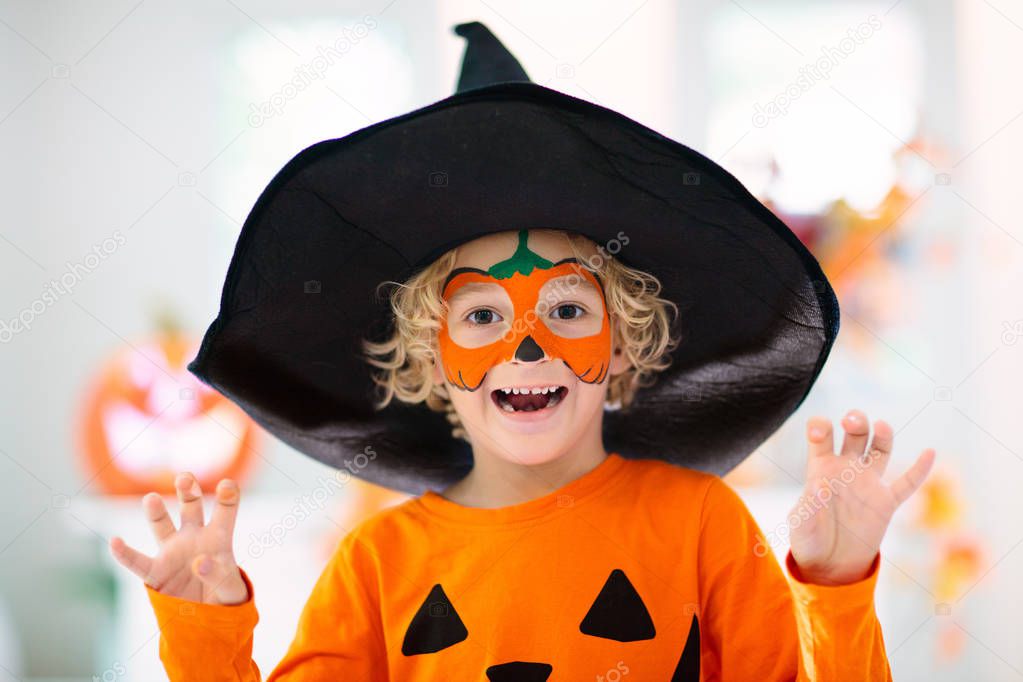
[{"left": 191, "top": 554, "right": 249, "bottom": 605}]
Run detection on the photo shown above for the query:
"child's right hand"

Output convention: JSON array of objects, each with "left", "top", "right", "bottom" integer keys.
[{"left": 108, "top": 472, "right": 250, "bottom": 605}]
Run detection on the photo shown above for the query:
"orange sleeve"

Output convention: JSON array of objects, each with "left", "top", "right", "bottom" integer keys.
[
  {"left": 145, "top": 567, "right": 262, "bottom": 681},
  {"left": 697, "top": 476, "right": 891, "bottom": 681},
  {"left": 785, "top": 549, "right": 890, "bottom": 680},
  {"left": 145, "top": 529, "right": 387, "bottom": 682}
]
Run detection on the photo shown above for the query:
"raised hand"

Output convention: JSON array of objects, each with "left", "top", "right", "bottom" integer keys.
[
  {"left": 788, "top": 409, "right": 936, "bottom": 586},
  {"left": 108, "top": 472, "right": 250, "bottom": 605}
]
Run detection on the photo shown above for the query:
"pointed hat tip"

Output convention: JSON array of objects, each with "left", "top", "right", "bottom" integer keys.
[
  {"left": 453, "top": 21, "right": 484, "bottom": 37},
  {"left": 452, "top": 20, "right": 530, "bottom": 93}
]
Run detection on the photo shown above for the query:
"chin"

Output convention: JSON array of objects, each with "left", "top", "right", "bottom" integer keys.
[{"left": 489, "top": 441, "right": 573, "bottom": 468}]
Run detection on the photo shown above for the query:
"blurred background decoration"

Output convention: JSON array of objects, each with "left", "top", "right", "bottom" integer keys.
[
  {"left": 2, "top": 1, "right": 1022, "bottom": 680},
  {"left": 767, "top": 134, "right": 946, "bottom": 302},
  {"left": 74, "top": 307, "right": 262, "bottom": 495},
  {"left": 913, "top": 466, "right": 987, "bottom": 661}
]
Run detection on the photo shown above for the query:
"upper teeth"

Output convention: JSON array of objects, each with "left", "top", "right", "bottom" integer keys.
[{"left": 498, "top": 386, "right": 562, "bottom": 395}]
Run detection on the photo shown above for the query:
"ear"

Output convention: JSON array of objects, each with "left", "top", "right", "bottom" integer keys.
[
  {"left": 431, "top": 346, "right": 445, "bottom": 386},
  {"left": 608, "top": 322, "right": 632, "bottom": 378},
  {"left": 609, "top": 342, "right": 630, "bottom": 377}
]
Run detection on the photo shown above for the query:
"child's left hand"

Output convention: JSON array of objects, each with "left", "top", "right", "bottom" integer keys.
[{"left": 788, "top": 409, "right": 936, "bottom": 586}]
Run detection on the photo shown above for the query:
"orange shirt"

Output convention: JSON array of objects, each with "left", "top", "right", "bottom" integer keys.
[{"left": 145, "top": 453, "right": 891, "bottom": 680}]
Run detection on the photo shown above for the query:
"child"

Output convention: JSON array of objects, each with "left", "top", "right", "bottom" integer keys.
[{"left": 109, "top": 22, "right": 935, "bottom": 681}]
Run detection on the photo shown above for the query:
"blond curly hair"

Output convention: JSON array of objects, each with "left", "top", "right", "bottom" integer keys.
[{"left": 360, "top": 231, "right": 680, "bottom": 441}]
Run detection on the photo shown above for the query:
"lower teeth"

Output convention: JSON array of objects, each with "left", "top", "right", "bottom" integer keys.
[{"left": 498, "top": 390, "right": 562, "bottom": 413}]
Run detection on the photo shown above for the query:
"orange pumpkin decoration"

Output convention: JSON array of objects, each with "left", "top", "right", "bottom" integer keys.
[
  {"left": 914, "top": 470, "right": 964, "bottom": 531},
  {"left": 75, "top": 314, "right": 261, "bottom": 495}
]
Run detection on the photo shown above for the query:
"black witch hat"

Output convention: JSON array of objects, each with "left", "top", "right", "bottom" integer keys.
[{"left": 186, "top": 21, "right": 840, "bottom": 495}]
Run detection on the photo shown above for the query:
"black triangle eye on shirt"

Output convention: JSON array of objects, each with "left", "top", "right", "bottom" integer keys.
[
  {"left": 400, "top": 568, "right": 700, "bottom": 681},
  {"left": 579, "top": 568, "right": 656, "bottom": 641},
  {"left": 580, "top": 569, "right": 701, "bottom": 681},
  {"left": 401, "top": 584, "right": 468, "bottom": 656},
  {"left": 402, "top": 569, "right": 657, "bottom": 656}
]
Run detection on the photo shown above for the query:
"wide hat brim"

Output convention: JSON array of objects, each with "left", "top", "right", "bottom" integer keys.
[{"left": 187, "top": 33, "right": 839, "bottom": 496}]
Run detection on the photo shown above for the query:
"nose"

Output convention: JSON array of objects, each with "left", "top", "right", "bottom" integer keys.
[
  {"left": 513, "top": 335, "right": 545, "bottom": 362},
  {"left": 485, "top": 661, "right": 553, "bottom": 681}
]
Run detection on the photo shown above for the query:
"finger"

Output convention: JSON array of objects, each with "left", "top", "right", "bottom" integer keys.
[
  {"left": 806, "top": 416, "right": 835, "bottom": 459},
  {"left": 863, "top": 419, "right": 894, "bottom": 475},
  {"left": 891, "top": 448, "right": 937, "bottom": 505},
  {"left": 176, "top": 472, "right": 205, "bottom": 528},
  {"left": 192, "top": 553, "right": 249, "bottom": 605},
  {"left": 142, "top": 492, "right": 176, "bottom": 544},
  {"left": 109, "top": 536, "right": 155, "bottom": 585},
  {"left": 209, "top": 479, "right": 241, "bottom": 540},
  {"left": 839, "top": 409, "right": 871, "bottom": 457}
]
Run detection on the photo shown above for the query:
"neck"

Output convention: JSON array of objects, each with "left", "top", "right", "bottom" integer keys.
[{"left": 441, "top": 436, "right": 609, "bottom": 508}]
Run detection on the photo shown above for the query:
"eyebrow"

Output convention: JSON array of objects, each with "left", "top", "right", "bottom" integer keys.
[
  {"left": 445, "top": 282, "right": 503, "bottom": 304},
  {"left": 542, "top": 276, "right": 600, "bottom": 297},
  {"left": 446, "top": 275, "right": 602, "bottom": 305}
]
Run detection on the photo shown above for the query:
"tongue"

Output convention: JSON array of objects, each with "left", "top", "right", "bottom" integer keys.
[{"left": 507, "top": 392, "right": 551, "bottom": 411}]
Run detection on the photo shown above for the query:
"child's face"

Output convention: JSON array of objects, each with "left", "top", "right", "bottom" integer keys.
[{"left": 432, "top": 229, "right": 630, "bottom": 466}]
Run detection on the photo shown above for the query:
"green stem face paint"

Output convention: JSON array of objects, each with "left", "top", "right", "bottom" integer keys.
[{"left": 486, "top": 229, "right": 555, "bottom": 279}]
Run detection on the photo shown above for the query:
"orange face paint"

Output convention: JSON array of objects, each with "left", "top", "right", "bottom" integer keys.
[{"left": 438, "top": 230, "right": 611, "bottom": 391}]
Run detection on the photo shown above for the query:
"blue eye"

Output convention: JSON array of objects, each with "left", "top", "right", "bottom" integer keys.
[
  {"left": 466, "top": 309, "right": 502, "bottom": 326},
  {"left": 551, "top": 304, "right": 585, "bottom": 320}
]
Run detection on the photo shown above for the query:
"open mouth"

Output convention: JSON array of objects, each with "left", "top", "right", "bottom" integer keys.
[{"left": 491, "top": 385, "right": 568, "bottom": 413}]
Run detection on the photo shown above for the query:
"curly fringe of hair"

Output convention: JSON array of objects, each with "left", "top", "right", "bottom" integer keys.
[{"left": 360, "top": 231, "right": 680, "bottom": 442}]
